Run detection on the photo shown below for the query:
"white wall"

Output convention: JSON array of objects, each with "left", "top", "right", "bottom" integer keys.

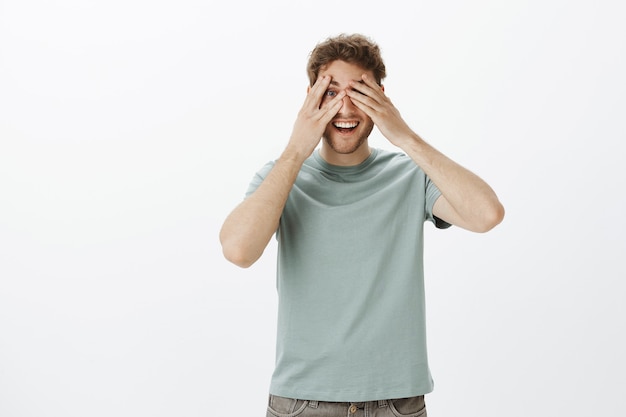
[{"left": 1, "top": 1, "right": 624, "bottom": 416}]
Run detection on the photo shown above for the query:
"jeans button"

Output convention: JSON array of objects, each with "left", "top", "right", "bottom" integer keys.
[{"left": 349, "top": 404, "right": 357, "bottom": 414}]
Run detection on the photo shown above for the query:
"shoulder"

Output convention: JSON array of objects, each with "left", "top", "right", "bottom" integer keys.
[
  {"left": 374, "top": 148, "right": 424, "bottom": 174},
  {"left": 253, "top": 160, "right": 277, "bottom": 179}
]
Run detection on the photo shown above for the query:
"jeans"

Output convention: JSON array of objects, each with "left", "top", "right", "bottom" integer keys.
[{"left": 266, "top": 394, "right": 427, "bottom": 417}]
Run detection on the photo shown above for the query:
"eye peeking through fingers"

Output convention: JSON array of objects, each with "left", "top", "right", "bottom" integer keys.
[{"left": 322, "top": 89, "right": 343, "bottom": 104}]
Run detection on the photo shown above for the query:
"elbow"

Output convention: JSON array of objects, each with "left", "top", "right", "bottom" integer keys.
[
  {"left": 220, "top": 236, "right": 260, "bottom": 269},
  {"left": 222, "top": 245, "right": 257, "bottom": 268},
  {"left": 475, "top": 201, "right": 505, "bottom": 233},
  {"left": 225, "top": 253, "right": 256, "bottom": 269}
]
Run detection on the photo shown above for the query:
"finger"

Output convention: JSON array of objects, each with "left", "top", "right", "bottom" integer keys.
[
  {"left": 347, "top": 95, "right": 377, "bottom": 119},
  {"left": 310, "top": 75, "right": 332, "bottom": 99},
  {"left": 361, "top": 73, "right": 380, "bottom": 88},
  {"left": 349, "top": 80, "right": 384, "bottom": 106},
  {"left": 302, "top": 75, "right": 333, "bottom": 111},
  {"left": 358, "top": 73, "right": 386, "bottom": 97},
  {"left": 351, "top": 73, "right": 377, "bottom": 90},
  {"left": 317, "top": 90, "right": 346, "bottom": 121},
  {"left": 346, "top": 87, "right": 379, "bottom": 112},
  {"left": 347, "top": 80, "right": 374, "bottom": 98}
]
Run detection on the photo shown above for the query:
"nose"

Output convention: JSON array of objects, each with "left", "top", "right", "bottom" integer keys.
[{"left": 340, "top": 93, "right": 357, "bottom": 111}]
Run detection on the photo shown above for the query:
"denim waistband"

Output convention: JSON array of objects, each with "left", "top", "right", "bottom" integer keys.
[{"left": 306, "top": 399, "right": 389, "bottom": 408}]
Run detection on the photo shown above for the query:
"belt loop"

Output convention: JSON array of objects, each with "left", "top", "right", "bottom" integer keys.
[
  {"left": 308, "top": 400, "right": 319, "bottom": 408},
  {"left": 378, "top": 400, "right": 388, "bottom": 407}
]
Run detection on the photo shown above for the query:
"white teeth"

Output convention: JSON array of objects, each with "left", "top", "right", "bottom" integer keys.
[{"left": 333, "top": 121, "right": 358, "bottom": 129}]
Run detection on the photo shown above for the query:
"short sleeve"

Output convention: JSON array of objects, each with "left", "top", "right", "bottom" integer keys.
[
  {"left": 244, "top": 161, "right": 276, "bottom": 199},
  {"left": 425, "top": 176, "right": 452, "bottom": 229}
]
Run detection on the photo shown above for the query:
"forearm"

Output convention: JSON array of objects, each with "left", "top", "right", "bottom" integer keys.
[
  {"left": 399, "top": 133, "right": 504, "bottom": 232},
  {"left": 219, "top": 150, "right": 306, "bottom": 268},
  {"left": 219, "top": 74, "right": 348, "bottom": 267}
]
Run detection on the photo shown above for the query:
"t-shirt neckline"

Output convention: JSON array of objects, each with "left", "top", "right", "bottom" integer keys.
[{"left": 312, "top": 148, "right": 379, "bottom": 174}]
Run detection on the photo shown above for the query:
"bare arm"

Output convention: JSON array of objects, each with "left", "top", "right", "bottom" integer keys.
[
  {"left": 346, "top": 74, "right": 504, "bottom": 232},
  {"left": 219, "top": 153, "right": 305, "bottom": 268},
  {"left": 220, "top": 76, "right": 346, "bottom": 267},
  {"left": 398, "top": 136, "right": 504, "bottom": 232}
]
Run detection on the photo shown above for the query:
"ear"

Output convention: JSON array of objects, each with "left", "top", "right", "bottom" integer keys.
[
  {"left": 307, "top": 86, "right": 311, "bottom": 94},
  {"left": 380, "top": 84, "right": 385, "bottom": 92}
]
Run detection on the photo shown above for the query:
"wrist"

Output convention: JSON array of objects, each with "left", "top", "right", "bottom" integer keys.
[
  {"left": 279, "top": 145, "right": 310, "bottom": 166},
  {"left": 394, "top": 131, "right": 425, "bottom": 152}
]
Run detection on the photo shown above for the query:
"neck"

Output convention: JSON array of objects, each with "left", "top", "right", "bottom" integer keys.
[{"left": 319, "top": 142, "right": 371, "bottom": 166}]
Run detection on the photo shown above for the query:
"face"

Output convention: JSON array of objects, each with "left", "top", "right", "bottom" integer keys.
[{"left": 317, "top": 60, "right": 375, "bottom": 161}]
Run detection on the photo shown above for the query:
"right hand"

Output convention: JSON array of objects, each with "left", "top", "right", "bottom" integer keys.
[{"left": 286, "top": 75, "right": 346, "bottom": 159}]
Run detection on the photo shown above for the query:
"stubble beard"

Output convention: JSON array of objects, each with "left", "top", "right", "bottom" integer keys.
[{"left": 322, "top": 120, "right": 374, "bottom": 154}]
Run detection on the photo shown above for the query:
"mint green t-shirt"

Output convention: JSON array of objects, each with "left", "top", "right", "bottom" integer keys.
[{"left": 246, "top": 148, "right": 450, "bottom": 402}]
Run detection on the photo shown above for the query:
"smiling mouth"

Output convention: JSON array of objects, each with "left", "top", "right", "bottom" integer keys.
[{"left": 333, "top": 121, "right": 359, "bottom": 133}]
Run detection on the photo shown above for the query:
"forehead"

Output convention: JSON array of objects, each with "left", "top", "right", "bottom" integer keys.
[{"left": 319, "top": 60, "right": 374, "bottom": 85}]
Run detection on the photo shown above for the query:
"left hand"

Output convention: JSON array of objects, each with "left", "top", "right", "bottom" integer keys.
[{"left": 346, "top": 74, "right": 414, "bottom": 147}]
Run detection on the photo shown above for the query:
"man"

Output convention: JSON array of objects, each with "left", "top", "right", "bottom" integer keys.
[{"left": 220, "top": 33, "right": 504, "bottom": 416}]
